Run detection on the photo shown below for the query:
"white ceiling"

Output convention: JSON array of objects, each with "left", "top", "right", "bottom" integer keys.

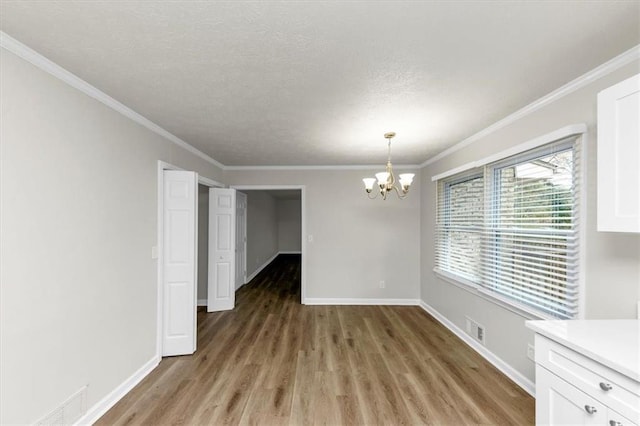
[{"left": 1, "top": 1, "right": 639, "bottom": 166}]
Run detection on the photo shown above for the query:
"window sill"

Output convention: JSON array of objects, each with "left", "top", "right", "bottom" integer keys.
[{"left": 432, "top": 268, "right": 551, "bottom": 321}]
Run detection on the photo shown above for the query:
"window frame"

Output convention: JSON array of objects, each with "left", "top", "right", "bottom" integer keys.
[{"left": 433, "top": 135, "right": 584, "bottom": 320}]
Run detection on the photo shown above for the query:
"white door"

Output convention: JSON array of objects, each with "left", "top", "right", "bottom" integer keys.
[
  {"left": 208, "top": 188, "right": 236, "bottom": 312},
  {"left": 162, "top": 170, "right": 198, "bottom": 356},
  {"left": 235, "top": 192, "right": 247, "bottom": 290}
]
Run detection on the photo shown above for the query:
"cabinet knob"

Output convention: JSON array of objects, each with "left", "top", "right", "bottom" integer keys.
[
  {"left": 599, "top": 382, "right": 613, "bottom": 391},
  {"left": 609, "top": 421, "right": 622, "bottom": 426},
  {"left": 584, "top": 405, "right": 597, "bottom": 414}
]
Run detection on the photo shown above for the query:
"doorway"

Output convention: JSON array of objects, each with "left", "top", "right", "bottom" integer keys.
[{"left": 230, "top": 185, "right": 306, "bottom": 303}]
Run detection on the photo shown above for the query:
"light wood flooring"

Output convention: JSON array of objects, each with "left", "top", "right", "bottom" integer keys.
[{"left": 97, "top": 254, "right": 534, "bottom": 425}]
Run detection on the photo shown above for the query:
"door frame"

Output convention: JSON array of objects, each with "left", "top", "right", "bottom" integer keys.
[
  {"left": 156, "top": 160, "right": 224, "bottom": 359},
  {"left": 229, "top": 185, "right": 307, "bottom": 304},
  {"left": 235, "top": 191, "right": 248, "bottom": 289}
]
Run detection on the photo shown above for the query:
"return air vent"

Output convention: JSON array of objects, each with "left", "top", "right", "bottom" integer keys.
[
  {"left": 36, "top": 385, "right": 87, "bottom": 425},
  {"left": 465, "top": 316, "right": 486, "bottom": 345}
]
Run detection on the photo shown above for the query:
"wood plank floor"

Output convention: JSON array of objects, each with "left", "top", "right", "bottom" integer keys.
[{"left": 97, "top": 254, "right": 534, "bottom": 425}]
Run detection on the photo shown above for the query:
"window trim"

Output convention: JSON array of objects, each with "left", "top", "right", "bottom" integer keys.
[
  {"left": 432, "top": 131, "right": 587, "bottom": 320},
  {"left": 431, "top": 124, "right": 586, "bottom": 182}
]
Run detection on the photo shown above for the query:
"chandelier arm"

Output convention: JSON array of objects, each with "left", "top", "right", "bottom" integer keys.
[
  {"left": 391, "top": 184, "right": 408, "bottom": 199},
  {"left": 366, "top": 190, "right": 378, "bottom": 199}
]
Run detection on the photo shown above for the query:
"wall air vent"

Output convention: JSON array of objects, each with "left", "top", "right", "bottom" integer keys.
[
  {"left": 465, "top": 316, "right": 486, "bottom": 345},
  {"left": 36, "top": 385, "right": 87, "bottom": 425}
]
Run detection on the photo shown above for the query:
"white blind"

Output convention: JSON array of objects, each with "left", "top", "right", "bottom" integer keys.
[
  {"left": 435, "top": 174, "right": 484, "bottom": 285},
  {"left": 435, "top": 136, "right": 581, "bottom": 319}
]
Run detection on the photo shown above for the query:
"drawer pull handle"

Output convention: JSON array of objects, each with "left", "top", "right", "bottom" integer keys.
[
  {"left": 584, "top": 405, "right": 597, "bottom": 414},
  {"left": 609, "top": 421, "right": 622, "bottom": 426},
  {"left": 599, "top": 382, "right": 612, "bottom": 391}
]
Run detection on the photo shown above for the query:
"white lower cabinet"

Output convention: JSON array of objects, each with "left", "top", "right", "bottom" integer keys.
[
  {"left": 537, "top": 366, "right": 638, "bottom": 426},
  {"left": 532, "top": 334, "right": 640, "bottom": 426},
  {"left": 537, "top": 366, "right": 607, "bottom": 425}
]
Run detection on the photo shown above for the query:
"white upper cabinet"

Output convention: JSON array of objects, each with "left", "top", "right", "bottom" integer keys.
[{"left": 597, "top": 73, "right": 640, "bottom": 233}]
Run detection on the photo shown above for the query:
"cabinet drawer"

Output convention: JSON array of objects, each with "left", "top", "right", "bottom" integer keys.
[{"left": 535, "top": 335, "right": 640, "bottom": 422}]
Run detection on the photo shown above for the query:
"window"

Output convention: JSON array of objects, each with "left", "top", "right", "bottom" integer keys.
[
  {"left": 435, "top": 137, "right": 581, "bottom": 319},
  {"left": 435, "top": 174, "right": 484, "bottom": 285}
]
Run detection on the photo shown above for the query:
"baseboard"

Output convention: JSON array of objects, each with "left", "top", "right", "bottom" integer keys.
[
  {"left": 304, "top": 298, "right": 420, "bottom": 306},
  {"left": 74, "top": 356, "right": 159, "bottom": 425},
  {"left": 197, "top": 298, "right": 207, "bottom": 306},
  {"left": 418, "top": 300, "right": 535, "bottom": 397},
  {"left": 245, "top": 252, "right": 280, "bottom": 284}
]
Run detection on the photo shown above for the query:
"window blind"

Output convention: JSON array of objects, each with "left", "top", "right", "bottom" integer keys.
[
  {"left": 434, "top": 136, "right": 581, "bottom": 319},
  {"left": 435, "top": 174, "right": 484, "bottom": 285}
]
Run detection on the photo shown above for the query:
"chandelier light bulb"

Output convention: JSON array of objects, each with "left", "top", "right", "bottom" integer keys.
[
  {"left": 399, "top": 173, "right": 415, "bottom": 190},
  {"left": 375, "top": 172, "right": 390, "bottom": 186},
  {"left": 362, "top": 178, "right": 376, "bottom": 192}
]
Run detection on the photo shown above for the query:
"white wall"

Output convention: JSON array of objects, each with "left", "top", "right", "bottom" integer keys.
[
  {"left": 244, "top": 191, "right": 279, "bottom": 279},
  {"left": 0, "top": 48, "right": 223, "bottom": 424},
  {"left": 197, "top": 184, "right": 209, "bottom": 302},
  {"left": 420, "top": 61, "right": 640, "bottom": 383},
  {"left": 277, "top": 198, "right": 301, "bottom": 252},
  {"left": 225, "top": 169, "right": 422, "bottom": 301}
]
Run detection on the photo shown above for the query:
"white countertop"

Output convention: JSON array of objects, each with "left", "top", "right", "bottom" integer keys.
[{"left": 526, "top": 319, "right": 640, "bottom": 382}]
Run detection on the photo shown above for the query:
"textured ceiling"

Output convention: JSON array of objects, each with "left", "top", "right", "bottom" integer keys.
[{"left": 1, "top": 1, "right": 639, "bottom": 166}]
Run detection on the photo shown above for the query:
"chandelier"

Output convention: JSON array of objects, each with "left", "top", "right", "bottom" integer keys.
[{"left": 362, "top": 132, "right": 415, "bottom": 200}]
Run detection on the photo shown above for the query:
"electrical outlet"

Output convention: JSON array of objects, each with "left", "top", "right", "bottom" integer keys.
[
  {"left": 527, "top": 343, "right": 535, "bottom": 361},
  {"left": 477, "top": 326, "right": 484, "bottom": 343},
  {"left": 379, "top": 280, "right": 385, "bottom": 288}
]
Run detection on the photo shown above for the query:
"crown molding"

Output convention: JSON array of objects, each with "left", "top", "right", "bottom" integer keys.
[
  {"left": 224, "top": 164, "right": 421, "bottom": 171},
  {"left": 419, "top": 44, "right": 640, "bottom": 168},
  {"left": 0, "top": 31, "right": 419, "bottom": 173},
  {"left": 5, "top": 30, "right": 635, "bottom": 172},
  {"left": 0, "top": 31, "right": 226, "bottom": 170}
]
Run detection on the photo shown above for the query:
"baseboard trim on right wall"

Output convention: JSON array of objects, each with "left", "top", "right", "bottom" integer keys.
[{"left": 419, "top": 300, "right": 535, "bottom": 397}]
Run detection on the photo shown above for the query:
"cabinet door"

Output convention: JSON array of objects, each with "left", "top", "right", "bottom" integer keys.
[
  {"left": 608, "top": 407, "right": 638, "bottom": 426},
  {"left": 537, "top": 366, "right": 607, "bottom": 425},
  {"left": 597, "top": 73, "right": 640, "bottom": 233}
]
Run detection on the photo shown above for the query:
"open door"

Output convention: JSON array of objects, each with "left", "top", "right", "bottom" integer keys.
[
  {"left": 235, "top": 191, "right": 247, "bottom": 290},
  {"left": 208, "top": 188, "right": 236, "bottom": 312},
  {"left": 162, "top": 170, "right": 198, "bottom": 356}
]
